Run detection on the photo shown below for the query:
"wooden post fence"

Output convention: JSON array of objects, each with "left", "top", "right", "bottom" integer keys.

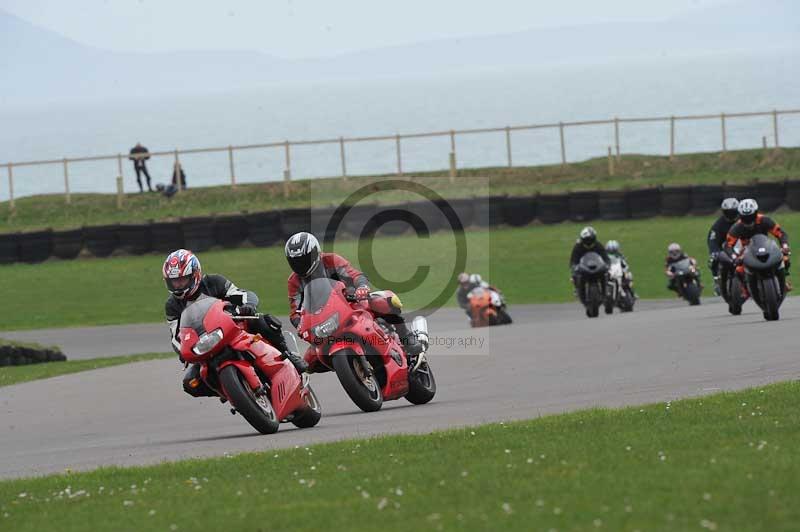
[
  {"left": 720, "top": 113, "right": 727, "bottom": 154},
  {"left": 505, "top": 126, "right": 512, "bottom": 167},
  {"left": 7, "top": 163, "right": 14, "bottom": 210},
  {"left": 559, "top": 122, "right": 566, "bottom": 166},
  {"left": 284, "top": 141, "right": 292, "bottom": 180},
  {"left": 63, "top": 158, "right": 71, "bottom": 204},
  {"left": 395, "top": 134, "right": 403, "bottom": 176},
  {"left": 228, "top": 145, "right": 236, "bottom": 188},
  {"left": 773, "top": 109, "right": 780, "bottom": 149},
  {"left": 613, "top": 117, "right": 620, "bottom": 162},
  {"left": 339, "top": 137, "right": 347, "bottom": 179},
  {"left": 174, "top": 150, "right": 182, "bottom": 192},
  {"left": 669, "top": 116, "right": 676, "bottom": 161}
]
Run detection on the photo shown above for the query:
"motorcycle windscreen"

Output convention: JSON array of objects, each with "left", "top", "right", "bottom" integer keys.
[
  {"left": 579, "top": 252, "right": 607, "bottom": 273},
  {"left": 302, "top": 277, "right": 337, "bottom": 314},
  {"left": 672, "top": 258, "right": 692, "bottom": 273},
  {"left": 744, "top": 234, "right": 783, "bottom": 269},
  {"left": 180, "top": 295, "right": 218, "bottom": 335}
]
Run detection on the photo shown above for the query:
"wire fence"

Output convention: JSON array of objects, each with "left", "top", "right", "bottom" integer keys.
[{"left": 2, "top": 107, "right": 798, "bottom": 209}]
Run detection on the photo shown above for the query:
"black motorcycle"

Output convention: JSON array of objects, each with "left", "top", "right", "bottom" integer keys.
[
  {"left": 669, "top": 258, "right": 702, "bottom": 306},
  {"left": 576, "top": 252, "right": 609, "bottom": 318},
  {"left": 717, "top": 250, "right": 748, "bottom": 315},
  {"left": 742, "top": 234, "right": 787, "bottom": 321}
]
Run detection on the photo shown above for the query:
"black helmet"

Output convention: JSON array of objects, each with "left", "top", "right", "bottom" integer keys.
[
  {"left": 579, "top": 226, "right": 597, "bottom": 247},
  {"left": 285, "top": 232, "right": 321, "bottom": 277},
  {"left": 721, "top": 198, "right": 739, "bottom": 222}
]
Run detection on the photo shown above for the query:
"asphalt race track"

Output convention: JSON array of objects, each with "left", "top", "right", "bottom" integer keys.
[{"left": 2, "top": 299, "right": 798, "bottom": 479}]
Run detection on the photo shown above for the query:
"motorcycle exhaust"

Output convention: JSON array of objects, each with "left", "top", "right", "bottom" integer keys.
[{"left": 411, "top": 316, "right": 429, "bottom": 352}]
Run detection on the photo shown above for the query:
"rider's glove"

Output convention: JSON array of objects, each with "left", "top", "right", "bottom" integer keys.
[
  {"left": 234, "top": 304, "right": 257, "bottom": 317},
  {"left": 782, "top": 243, "right": 791, "bottom": 255},
  {"left": 354, "top": 286, "right": 370, "bottom": 300}
]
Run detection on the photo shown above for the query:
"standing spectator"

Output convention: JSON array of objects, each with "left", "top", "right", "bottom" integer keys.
[{"left": 129, "top": 142, "right": 153, "bottom": 192}]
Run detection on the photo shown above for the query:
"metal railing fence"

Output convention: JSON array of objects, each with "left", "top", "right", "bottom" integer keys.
[{"left": 2, "top": 107, "right": 798, "bottom": 209}]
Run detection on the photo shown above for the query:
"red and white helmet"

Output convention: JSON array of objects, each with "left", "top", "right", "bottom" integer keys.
[{"left": 163, "top": 249, "right": 202, "bottom": 299}]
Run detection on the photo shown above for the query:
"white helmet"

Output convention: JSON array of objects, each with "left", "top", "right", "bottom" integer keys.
[
  {"left": 668, "top": 242, "right": 682, "bottom": 260},
  {"left": 469, "top": 274, "right": 483, "bottom": 285},
  {"left": 738, "top": 198, "right": 759, "bottom": 225},
  {"left": 605, "top": 240, "right": 621, "bottom": 254}
]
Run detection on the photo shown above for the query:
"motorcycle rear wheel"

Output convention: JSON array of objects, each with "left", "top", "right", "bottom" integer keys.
[
  {"left": 219, "top": 365, "right": 280, "bottom": 435},
  {"left": 332, "top": 351, "right": 383, "bottom": 412},
  {"left": 405, "top": 360, "right": 437, "bottom": 405}
]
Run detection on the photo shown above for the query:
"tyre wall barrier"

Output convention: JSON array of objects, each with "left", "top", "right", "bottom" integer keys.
[
  {"left": 181, "top": 217, "right": 216, "bottom": 252},
  {"left": 52, "top": 228, "right": 83, "bottom": 260},
  {"left": 117, "top": 223, "right": 153, "bottom": 255},
  {"left": 279, "top": 208, "right": 312, "bottom": 239},
  {"left": 444, "top": 197, "right": 474, "bottom": 229},
  {"left": 660, "top": 186, "right": 691, "bottom": 216},
  {"left": 19, "top": 230, "right": 53, "bottom": 263},
  {"left": 537, "top": 194, "right": 569, "bottom": 224},
  {"left": 247, "top": 211, "right": 282, "bottom": 247},
  {"left": 215, "top": 215, "right": 249, "bottom": 248},
  {"left": 84, "top": 224, "right": 119, "bottom": 257},
  {"left": 0, "top": 344, "right": 66, "bottom": 367},
  {"left": 339, "top": 204, "right": 378, "bottom": 237},
  {"left": 597, "top": 190, "right": 629, "bottom": 220},
  {"left": 786, "top": 180, "right": 800, "bottom": 211},
  {"left": 151, "top": 221, "right": 184, "bottom": 254},
  {"left": 5, "top": 181, "right": 800, "bottom": 265},
  {"left": 310, "top": 207, "right": 344, "bottom": 242},
  {"left": 689, "top": 185, "right": 724, "bottom": 215},
  {"left": 0, "top": 232, "right": 20, "bottom": 264},
  {"left": 471, "top": 196, "right": 505, "bottom": 227},
  {"left": 568, "top": 191, "right": 598, "bottom": 222},
  {"left": 756, "top": 181, "right": 786, "bottom": 212},
  {"left": 723, "top": 183, "right": 758, "bottom": 203},
  {"left": 503, "top": 196, "right": 537, "bottom": 227},
  {"left": 628, "top": 188, "right": 661, "bottom": 219}
]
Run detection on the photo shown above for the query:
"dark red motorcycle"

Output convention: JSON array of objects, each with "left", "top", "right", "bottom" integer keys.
[
  {"left": 297, "top": 278, "right": 436, "bottom": 412},
  {"left": 179, "top": 295, "right": 321, "bottom": 434}
]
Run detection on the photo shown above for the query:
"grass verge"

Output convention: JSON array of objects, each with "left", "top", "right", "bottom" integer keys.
[
  {"left": 0, "top": 352, "right": 172, "bottom": 387},
  {"left": 1, "top": 146, "right": 798, "bottom": 232},
  {"left": 1, "top": 381, "right": 796, "bottom": 531},
  {"left": 1, "top": 212, "right": 797, "bottom": 331}
]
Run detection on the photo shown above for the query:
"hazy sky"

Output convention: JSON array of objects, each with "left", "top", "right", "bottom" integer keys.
[{"left": 1, "top": 0, "right": 730, "bottom": 58}]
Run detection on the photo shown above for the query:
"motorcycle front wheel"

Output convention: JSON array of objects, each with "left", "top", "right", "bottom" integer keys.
[
  {"left": 405, "top": 360, "right": 437, "bottom": 405},
  {"left": 332, "top": 351, "right": 383, "bottom": 412},
  {"left": 761, "top": 278, "right": 781, "bottom": 321},
  {"left": 220, "top": 365, "right": 280, "bottom": 434}
]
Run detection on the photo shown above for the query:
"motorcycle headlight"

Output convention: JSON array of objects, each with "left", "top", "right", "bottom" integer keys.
[
  {"left": 312, "top": 313, "right": 339, "bottom": 338},
  {"left": 192, "top": 328, "right": 224, "bottom": 355}
]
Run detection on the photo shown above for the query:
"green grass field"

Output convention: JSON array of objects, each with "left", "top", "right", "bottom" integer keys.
[
  {"left": 1, "top": 146, "right": 797, "bottom": 232},
  {"left": 1, "top": 381, "right": 795, "bottom": 531},
  {"left": 2, "top": 213, "right": 797, "bottom": 331},
  {"left": 0, "top": 352, "right": 171, "bottom": 387}
]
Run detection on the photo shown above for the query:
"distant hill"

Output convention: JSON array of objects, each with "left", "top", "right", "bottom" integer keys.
[{"left": 1, "top": 0, "right": 797, "bottom": 105}]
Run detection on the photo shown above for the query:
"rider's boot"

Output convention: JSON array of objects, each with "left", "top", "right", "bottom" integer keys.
[{"left": 712, "top": 276, "right": 721, "bottom": 296}]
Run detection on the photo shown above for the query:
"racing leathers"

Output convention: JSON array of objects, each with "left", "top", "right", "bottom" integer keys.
[
  {"left": 707, "top": 215, "right": 737, "bottom": 277},
  {"left": 165, "top": 274, "right": 304, "bottom": 397}
]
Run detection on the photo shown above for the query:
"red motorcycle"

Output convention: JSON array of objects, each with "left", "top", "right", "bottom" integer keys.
[
  {"left": 179, "top": 295, "right": 321, "bottom": 434},
  {"left": 297, "top": 278, "right": 436, "bottom": 412}
]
